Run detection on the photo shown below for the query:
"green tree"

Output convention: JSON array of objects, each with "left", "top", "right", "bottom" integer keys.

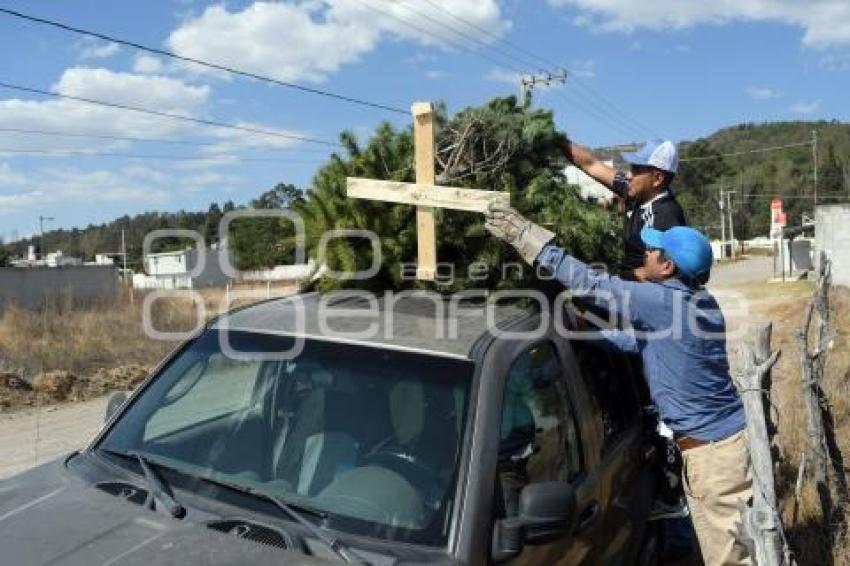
[
  {"left": 0, "top": 241, "right": 9, "bottom": 267},
  {"left": 298, "top": 96, "right": 620, "bottom": 292},
  {"left": 820, "top": 144, "right": 844, "bottom": 204},
  {"left": 203, "top": 203, "right": 223, "bottom": 246},
  {"left": 676, "top": 140, "right": 733, "bottom": 238},
  {"left": 229, "top": 183, "right": 304, "bottom": 270}
]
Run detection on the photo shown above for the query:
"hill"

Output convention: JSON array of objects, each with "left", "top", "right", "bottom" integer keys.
[{"left": 675, "top": 120, "right": 850, "bottom": 239}]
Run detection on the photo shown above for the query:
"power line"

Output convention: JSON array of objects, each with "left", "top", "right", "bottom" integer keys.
[
  {"left": 0, "top": 81, "right": 344, "bottom": 148},
  {"left": 356, "top": 0, "right": 646, "bottom": 140},
  {"left": 352, "top": 0, "right": 525, "bottom": 74},
  {"left": 0, "top": 147, "right": 324, "bottom": 163},
  {"left": 0, "top": 7, "right": 408, "bottom": 115},
  {"left": 416, "top": 0, "right": 558, "bottom": 71},
  {"left": 415, "top": 0, "right": 658, "bottom": 139},
  {"left": 0, "top": 126, "right": 332, "bottom": 152},
  {"left": 393, "top": 0, "right": 536, "bottom": 72},
  {"left": 680, "top": 140, "right": 813, "bottom": 163},
  {"left": 743, "top": 194, "right": 847, "bottom": 200}
]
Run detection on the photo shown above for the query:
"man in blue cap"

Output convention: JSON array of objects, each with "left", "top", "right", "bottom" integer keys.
[
  {"left": 561, "top": 137, "right": 687, "bottom": 281},
  {"left": 484, "top": 205, "right": 752, "bottom": 566}
]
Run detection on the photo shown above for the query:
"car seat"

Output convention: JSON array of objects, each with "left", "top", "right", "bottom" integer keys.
[{"left": 268, "top": 367, "right": 359, "bottom": 496}]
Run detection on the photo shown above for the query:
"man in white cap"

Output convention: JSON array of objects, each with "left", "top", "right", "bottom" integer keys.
[
  {"left": 561, "top": 137, "right": 687, "bottom": 281},
  {"left": 563, "top": 137, "right": 695, "bottom": 560}
]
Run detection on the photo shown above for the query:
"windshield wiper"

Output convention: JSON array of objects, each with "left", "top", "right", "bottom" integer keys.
[
  {"left": 100, "top": 448, "right": 186, "bottom": 519},
  {"left": 258, "top": 489, "right": 366, "bottom": 564},
  {"left": 185, "top": 473, "right": 365, "bottom": 564}
]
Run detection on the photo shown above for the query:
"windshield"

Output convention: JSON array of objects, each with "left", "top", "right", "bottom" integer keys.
[{"left": 98, "top": 329, "right": 474, "bottom": 546}]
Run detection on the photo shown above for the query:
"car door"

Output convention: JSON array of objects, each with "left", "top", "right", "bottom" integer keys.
[
  {"left": 569, "top": 337, "right": 655, "bottom": 564},
  {"left": 494, "top": 340, "right": 602, "bottom": 565}
]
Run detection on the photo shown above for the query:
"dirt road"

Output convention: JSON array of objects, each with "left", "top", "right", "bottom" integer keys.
[{"left": 0, "top": 396, "right": 109, "bottom": 479}]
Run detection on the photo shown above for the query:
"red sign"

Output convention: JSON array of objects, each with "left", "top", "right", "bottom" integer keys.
[{"left": 771, "top": 198, "right": 783, "bottom": 210}]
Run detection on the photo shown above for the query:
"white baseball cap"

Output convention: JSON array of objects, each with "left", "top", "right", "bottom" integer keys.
[{"left": 621, "top": 140, "right": 679, "bottom": 174}]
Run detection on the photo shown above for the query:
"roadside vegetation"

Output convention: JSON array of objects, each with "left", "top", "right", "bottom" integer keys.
[{"left": 0, "top": 290, "right": 234, "bottom": 411}]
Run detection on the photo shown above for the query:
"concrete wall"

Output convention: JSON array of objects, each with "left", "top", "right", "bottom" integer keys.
[
  {"left": 815, "top": 204, "right": 850, "bottom": 286},
  {"left": 240, "top": 260, "right": 319, "bottom": 282},
  {"left": 0, "top": 266, "right": 120, "bottom": 311}
]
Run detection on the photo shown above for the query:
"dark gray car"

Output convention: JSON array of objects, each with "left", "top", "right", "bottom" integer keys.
[{"left": 0, "top": 292, "right": 657, "bottom": 565}]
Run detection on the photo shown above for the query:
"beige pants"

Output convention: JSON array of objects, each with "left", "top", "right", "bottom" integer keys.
[{"left": 682, "top": 430, "right": 753, "bottom": 566}]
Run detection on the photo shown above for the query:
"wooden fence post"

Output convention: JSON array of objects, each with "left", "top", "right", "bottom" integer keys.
[
  {"left": 798, "top": 253, "right": 833, "bottom": 523},
  {"left": 735, "top": 323, "right": 792, "bottom": 565}
]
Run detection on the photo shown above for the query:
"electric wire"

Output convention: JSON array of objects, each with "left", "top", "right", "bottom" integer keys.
[
  {"left": 0, "top": 81, "right": 344, "bottom": 148},
  {"left": 357, "top": 0, "right": 646, "bottom": 141},
  {"left": 0, "top": 2, "right": 652, "bottom": 143},
  {"left": 0, "top": 6, "right": 409, "bottom": 115},
  {"left": 680, "top": 140, "right": 815, "bottom": 163},
  {"left": 351, "top": 0, "right": 525, "bottom": 74},
  {"left": 0, "top": 147, "right": 324, "bottom": 163},
  {"left": 0, "top": 126, "right": 332, "bottom": 153},
  {"left": 410, "top": 1, "right": 654, "bottom": 139},
  {"left": 421, "top": 0, "right": 661, "bottom": 137},
  {"left": 392, "top": 0, "right": 537, "bottom": 73},
  {"left": 415, "top": 0, "right": 660, "bottom": 138}
]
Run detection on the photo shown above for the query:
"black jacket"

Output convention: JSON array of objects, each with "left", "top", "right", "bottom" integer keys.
[{"left": 611, "top": 172, "right": 687, "bottom": 273}]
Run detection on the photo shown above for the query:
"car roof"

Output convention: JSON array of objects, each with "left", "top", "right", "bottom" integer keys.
[{"left": 212, "top": 292, "right": 531, "bottom": 360}]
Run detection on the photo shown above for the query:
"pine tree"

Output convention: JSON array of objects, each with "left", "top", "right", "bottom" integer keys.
[{"left": 297, "top": 96, "right": 620, "bottom": 292}]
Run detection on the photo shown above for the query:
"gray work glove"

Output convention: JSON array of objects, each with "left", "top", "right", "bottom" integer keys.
[{"left": 484, "top": 204, "right": 555, "bottom": 265}]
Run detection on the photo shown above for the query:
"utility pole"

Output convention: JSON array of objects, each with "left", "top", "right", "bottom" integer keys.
[
  {"left": 121, "top": 229, "right": 127, "bottom": 276},
  {"left": 38, "top": 215, "right": 55, "bottom": 260},
  {"left": 719, "top": 183, "right": 727, "bottom": 259},
  {"left": 519, "top": 69, "right": 567, "bottom": 106},
  {"left": 812, "top": 130, "right": 819, "bottom": 207},
  {"left": 726, "top": 191, "right": 736, "bottom": 259}
]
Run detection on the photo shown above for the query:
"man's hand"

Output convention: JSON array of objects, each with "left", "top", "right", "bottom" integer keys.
[{"left": 484, "top": 204, "right": 555, "bottom": 265}]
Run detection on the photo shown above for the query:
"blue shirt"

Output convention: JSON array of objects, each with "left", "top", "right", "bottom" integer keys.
[{"left": 537, "top": 245, "right": 746, "bottom": 442}]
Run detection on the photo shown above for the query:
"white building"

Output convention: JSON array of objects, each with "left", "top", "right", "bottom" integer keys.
[
  {"left": 145, "top": 250, "right": 189, "bottom": 277},
  {"left": 133, "top": 246, "right": 234, "bottom": 290},
  {"left": 565, "top": 160, "right": 614, "bottom": 202}
]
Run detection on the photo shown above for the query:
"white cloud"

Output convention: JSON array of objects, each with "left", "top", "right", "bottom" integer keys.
[
  {"left": 789, "top": 100, "right": 821, "bottom": 114},
  {"left": 132, "top": 53, "right": 166, "bottom": 74},
  {"left": 819, "top": 53, "right": 850, "bottom": 71},
  {"left": 0, "top": 163, "right": 27, "bottom": 187},
  {"left": 166, "top": 1, "right": 510, "bottom": 83},
  {"left": 80, "top": 41, "right": 120, "bottom": 60},
  {"left": 0, "top": 166, "right": 172, "bottom": 214},
  {"left": 486, "top": 67, "right": 521, "bottom": 85},
  {"left": 548, "top": 0, "right": 850, "bottom": 47},
  {"left": 53, "top": 67, "right": 209, "bottom": 114},
  {"left": 0, "top": 68, "right": 209, "bottom": 152},
  {"left": 746, "top": 86, "right": 783, "bottom": 100}
]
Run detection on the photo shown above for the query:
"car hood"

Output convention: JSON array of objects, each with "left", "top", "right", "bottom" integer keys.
[{"left": 0, "top": 457, "right": 337, "bottom": 566}]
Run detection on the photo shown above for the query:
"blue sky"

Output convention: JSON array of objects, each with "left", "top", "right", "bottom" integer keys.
[{"left": 0, "top": 0, "right": 847, "bottom": 244}]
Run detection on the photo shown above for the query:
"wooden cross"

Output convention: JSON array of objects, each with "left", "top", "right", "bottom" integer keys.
[{"left": 346, "top": 102, "right": 509, "bottom": 281}]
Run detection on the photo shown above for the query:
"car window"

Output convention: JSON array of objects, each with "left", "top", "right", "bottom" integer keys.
[
  {"left": 144, "top": 353, "right": 261, "bottom": 441},
  {"left": 99, "top": 330, "right": 474, "bottom": 547},
  {"left": 497, "top": 341, "right": 581, "bottom": 517},
  {"left": 572, "top": 339, "right": 640, "bottom": 450}
]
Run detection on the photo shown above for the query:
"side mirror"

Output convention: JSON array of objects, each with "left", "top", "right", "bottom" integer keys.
[
  {"left": 105, "top": 392, "right": 127, "bottom": 423},
  {"left": 491, "top": 481, "right": 577, "bottom": 562}
]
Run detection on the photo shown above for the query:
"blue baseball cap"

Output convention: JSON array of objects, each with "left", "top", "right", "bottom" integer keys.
[
  {"left": 640, "top": 226, "right": 713, "bottom": 280},
  {"left": 622, "top": 140, "right": 679, "bottom": 174}
]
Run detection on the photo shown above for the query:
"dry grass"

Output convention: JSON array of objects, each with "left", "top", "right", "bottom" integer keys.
[
  {"left": 0, "top": 284, "right": 295, "bottom": 377},
  {"left": 0, "top": 292, "right": 200, "bottom": 379}
]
